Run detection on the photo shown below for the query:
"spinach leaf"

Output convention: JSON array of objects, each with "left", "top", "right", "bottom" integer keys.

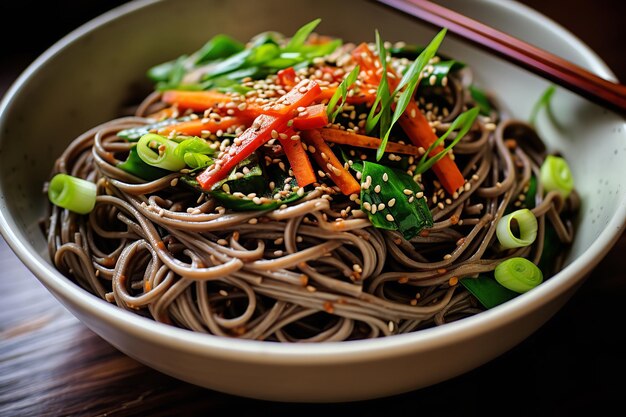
[
  {"left": 460, "top": 275, "right": 518, "bottom": 309},
  {"left": 352, "top": 161, "right": 433, "bottom": 239}
]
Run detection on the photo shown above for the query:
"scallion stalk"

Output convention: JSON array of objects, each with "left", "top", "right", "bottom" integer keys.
[
  {"left": 137, "top": 133, "right": 186, "bottom": 171},
  {"left": 494, "top": 257, "right": 543, "bottom": 293},
  {"left": 540, "top": 155, "right": 574, "bottom": 198},
  {"left": 496, "top": 208, "right": 538, "bottom": 249},
  {"left": 48, "top": 173, "right": 97, "bottom": 214}
]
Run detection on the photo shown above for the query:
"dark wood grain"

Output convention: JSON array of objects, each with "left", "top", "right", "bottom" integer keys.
[{"left": 1, "top": 1, "right": 625, "bottom": 416}]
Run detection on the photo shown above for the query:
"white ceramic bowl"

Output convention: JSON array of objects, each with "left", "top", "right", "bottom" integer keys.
[{"left": 1, "top": 0, "right": 624, "bottom": 402}]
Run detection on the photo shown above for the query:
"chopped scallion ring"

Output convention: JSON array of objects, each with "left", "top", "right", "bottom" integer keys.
[
  {"left": 540, "top": 155, "right": 574, "bottom": 198},
  {"left": 137, "top": 133, "right": 186, "bottom": 171},
  {"left": 496, "top": 209, "right": 537, "bottom": 249},
  {"left": 48, "top": 173, "right": 97, "bottom": 214},
  {"left": 494, "top": 257, "right": 543, "bottom": 293}
]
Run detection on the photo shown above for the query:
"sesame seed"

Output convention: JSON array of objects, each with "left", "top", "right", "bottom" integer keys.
[
  {"left": 437, "top": 202, "right": 445, "bottom": 209},
  {"left": 403, "top": 189, "right": 413, "bottom": 195},
  {"left": 382, "top": 173, "right": 389, "bottom": 182},
  {"left": 222, "top": 184, "right": 230, "bottom": 193},
  {"left": 378, "top": 203, "right": 385, "bottom": 210},
  {"left": 297, "top": 187, "right": 305, "bottom": 196},
  {"left": 415, "top": 191, "right": 424, "bottom": 198},
  {"left": 363, "top": 202, "right": 372, "bottom": 211},
  {"left": 248, "top": 218, "right": 258, "bottom": 224},
  {"left": 374, "top": 185, "right": 381, "bottom": 193},
  {"left": 371, "top": 205, "right": 377, "bottom": 214},
  {"left": 170, "top": 178, "right": 179, "bottom": 187},
  {"left": 386, "top": 214, "right": 394, "bottom": 221},
  {"left": 388, "top": 198, "right": 396, "bottom": 207}
]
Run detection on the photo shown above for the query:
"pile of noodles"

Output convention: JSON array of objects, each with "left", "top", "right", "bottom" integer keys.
[{"left": 44, "top": 45, "right": 578, "bottom": 342}]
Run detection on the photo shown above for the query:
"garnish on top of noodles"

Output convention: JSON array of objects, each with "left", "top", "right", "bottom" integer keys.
[{"left": 45, "top": 19, "right": 578, "bottom": 341}]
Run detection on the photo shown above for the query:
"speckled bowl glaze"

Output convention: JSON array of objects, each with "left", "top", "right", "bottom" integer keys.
[{"left": 0, "top": 0, "right": 624, "bottom": 402}]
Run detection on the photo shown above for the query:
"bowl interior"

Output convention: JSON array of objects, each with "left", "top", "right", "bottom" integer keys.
[{"left": 1, "top": 0, "right": 625, "bottom": 345}]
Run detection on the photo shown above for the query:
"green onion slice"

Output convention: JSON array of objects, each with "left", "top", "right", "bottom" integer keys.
[
  {"left": 137, "top": 133, "right": 186, "bottom": 171},
  {"left": 496, "top": 208, "right": 538, "bottom": 249},
  {"left": 540, "top": 155, "right": 574, "bottom": 198},
  {"left": 48, "top": 173, "right": 97, "bottom": 214},
  {"left": 494, "top": 257, "right": 543, "bottom": 293}
]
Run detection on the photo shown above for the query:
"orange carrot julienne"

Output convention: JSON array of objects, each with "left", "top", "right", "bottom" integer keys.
[
  {"left": 278, "top": 128, "right": 316, "bottom": 187},
  {"left": 292, "top": 104, "right": 328, "bottom": 130},
  {"left": 351, "top": 43, "right": 465, "bottom": 195},
  {"left": 157, "top": 116, "right": 251, "bottom": 137},
  {"left": 161, "top": 90, "right": 262, "bottom": 119},
  {"left": 301, "top": 130, "right": 360, "bottom": 195},
  {"left": 196, "top": 79, "right": 322, "bottom": 190},
  {"left": 318, "top": 128, "right": 422, "bottom": 155}
]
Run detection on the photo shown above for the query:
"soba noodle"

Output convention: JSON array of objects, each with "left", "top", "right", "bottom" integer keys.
[{"left": 43, "top": 30, "right": 577, "bottom": 342}]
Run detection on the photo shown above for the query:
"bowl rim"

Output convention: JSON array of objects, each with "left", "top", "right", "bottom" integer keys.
[{"left": 1, "top": 0, "right": 625, "bottom": 365}]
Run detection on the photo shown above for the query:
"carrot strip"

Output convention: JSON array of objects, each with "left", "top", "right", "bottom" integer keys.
[
  {"left": 161, "top": 90, "right": 262, "bottom": 119},
  {"left": 351, "top": 43, "right": 465, "bottom": 194},
  {"left": 196, "top": 80, "right": 322, "bottom": 190},
  {"left": 318, "top": 128, "right": 422, "bottom": 155},
  {"left": 278, "top": 128, "right": 316, "bottom": 187},
  {"left": 301, "top": 130, "right": 360, "bottom": 195},
  {"left": 292, "top": 104, "right": 328, "bottom": 130},
  {"left": 157, "top": 116, "right": 251, "bottom": 137}
]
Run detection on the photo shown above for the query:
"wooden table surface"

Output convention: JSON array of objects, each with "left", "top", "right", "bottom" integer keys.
[{"left": 1, "top": 1, "right": 625, "bottom": 416}]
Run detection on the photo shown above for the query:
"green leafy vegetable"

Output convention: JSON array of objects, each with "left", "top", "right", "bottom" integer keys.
[
  {"left": 415, "top": 106, "right": 479, "bottom": 175},
  {"left": 181, "top": 154, "right": 306, "bottom": 211},
  {"left": 351, "top": 161, "right": 433, "bottom": 239},
  {"left": 460, "top": 275, "right": 518, "bottom": 309},
  {"left": 194, "top": 34, "right": 245, "bottom": 65},
  {"left": 148, "top": 19, "right": 339, "bottom": 92},
  {"left": 326, "top": 65, "right": 360, "bottom": 123}
]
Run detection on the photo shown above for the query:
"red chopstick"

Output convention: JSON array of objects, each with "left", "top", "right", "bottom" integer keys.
[{"left": 374, "top": 0, "right": 626, "bottom": 115}]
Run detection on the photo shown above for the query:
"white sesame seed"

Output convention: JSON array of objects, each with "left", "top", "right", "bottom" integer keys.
[
  {"left": 374, "top": 185, "right": 381, "bottom": 193},
  {"left": 388, "top": 198, "right": 396, "bottom": 207},
  {"left": 403, "top": 189, "right": 413, "bottom": 195},
  {"left": 386, "top": 214, "right": 395, "bottom": 221},
  {"left": 382, "top": 173, "right": 389, "bottom": 182}
]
